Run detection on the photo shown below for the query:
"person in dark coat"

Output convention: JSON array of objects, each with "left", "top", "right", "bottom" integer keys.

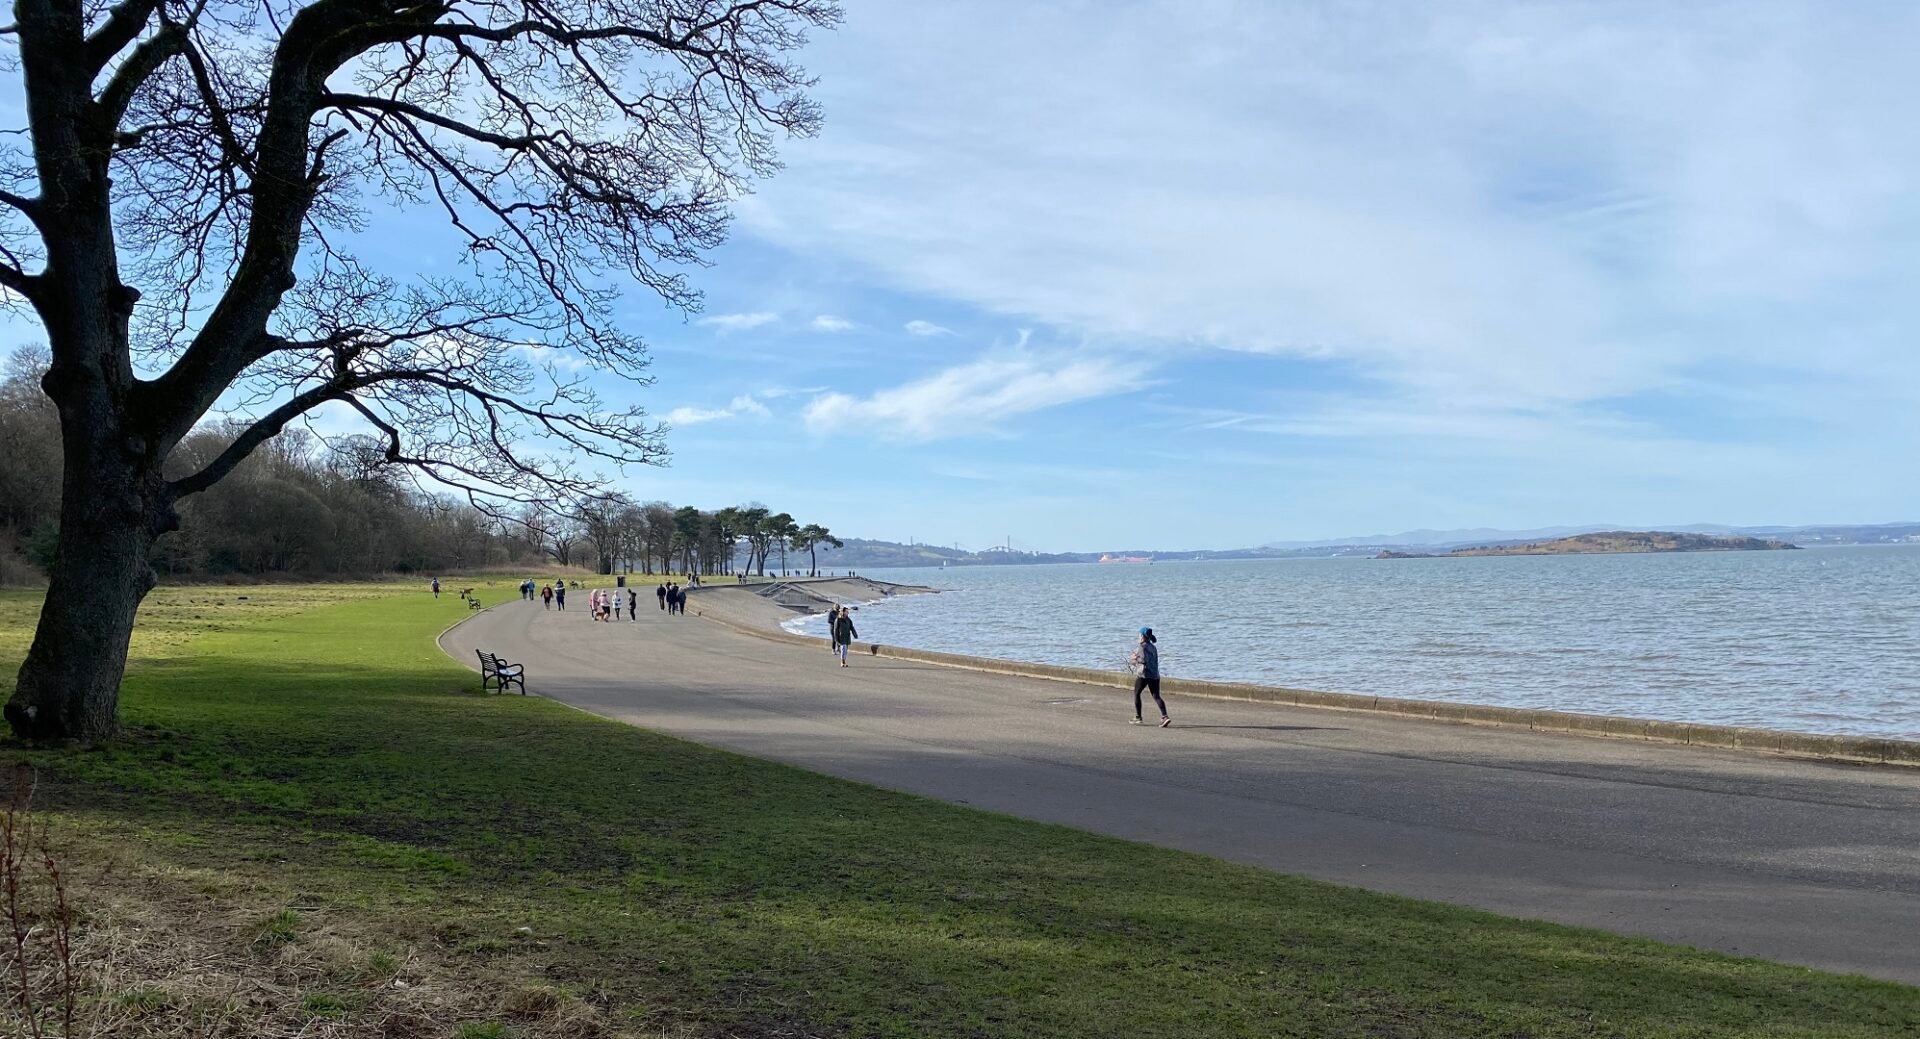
[
  {"left": 657, "top": 582, "right": 667, "bottom": 611},
  {"left": 832, "top": 609, "right": 858, "bottom": 667}
]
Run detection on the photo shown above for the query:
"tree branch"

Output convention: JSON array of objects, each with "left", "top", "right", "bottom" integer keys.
[
  {"left": 166, "top": 378, "right": 349, "bottom": 498},
  {"left": 83, "top": 0, "right": 163, "bottom": 73}
]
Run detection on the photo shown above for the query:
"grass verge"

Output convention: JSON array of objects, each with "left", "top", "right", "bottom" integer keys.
[{"left": 0, "top": 582, "right": 1914, "bottom": 1037}]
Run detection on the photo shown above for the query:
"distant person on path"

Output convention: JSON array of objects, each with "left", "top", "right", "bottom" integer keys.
[
  {"left": 824, "top": 606, "right": 841, "bottom": 655},
  {"left": 431, "top": 577, "right": 440, "bottom": 599},
  {"left": 832, "top": 608, "right": 858, "bottom": 667},
  {"left": 541, "top": 584, "right": 553, "bottom": 610},
  {"left": 657, "top": 582, "right": 667, "bottom": 611},
  {"left": 555, "top": 583, "right": 566, "bottom": 610},
  {"left": 627, "top": 588, "right": 638, "bottom": 620},
  {"left": 1129, "top": 627, "right": 1170, "bottom": 727},
  {"left": 612, "top": 590, "right": 623, "bottom": 621},
  {"left": 669, "top": 583, "right": 683, "bottom": 615}
]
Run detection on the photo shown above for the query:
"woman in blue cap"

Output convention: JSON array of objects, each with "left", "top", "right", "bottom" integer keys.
[{"left": 1128, "top": 627, "right": 1170, "bottom": 727}]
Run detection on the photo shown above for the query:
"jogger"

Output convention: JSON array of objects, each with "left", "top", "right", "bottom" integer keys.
[{"left": 1129, "top": 626, "right": 1170, "bottom": 726}]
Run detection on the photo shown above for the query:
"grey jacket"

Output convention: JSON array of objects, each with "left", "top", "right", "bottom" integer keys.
[{"left": 1130, "top": 641, "right": 1160, "bottom": 679}]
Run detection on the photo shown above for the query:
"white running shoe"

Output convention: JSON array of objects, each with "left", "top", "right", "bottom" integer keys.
[{"left": 1159, "top": 717, "right": 1172, "bottom": 728}]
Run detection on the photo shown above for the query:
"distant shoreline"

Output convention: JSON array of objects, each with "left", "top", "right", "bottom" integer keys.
[{"left": 1377, "top": 531, "right": 1799, "bottom": 559}]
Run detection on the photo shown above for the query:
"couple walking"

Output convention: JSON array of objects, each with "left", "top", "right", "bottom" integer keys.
[{"left": 824, "top": 605, "right": 858, "bottom": 666}]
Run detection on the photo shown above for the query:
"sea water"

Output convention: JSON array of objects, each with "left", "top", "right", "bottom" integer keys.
[{"left": 791, "top": 545, "right": 1920, "bottom": 739}]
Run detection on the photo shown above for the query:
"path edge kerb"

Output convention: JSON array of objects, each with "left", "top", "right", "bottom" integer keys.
[{"left": 687, "top": 591, "right": 1920, "bottom": 769}]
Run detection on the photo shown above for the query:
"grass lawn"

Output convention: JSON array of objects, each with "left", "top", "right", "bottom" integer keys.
[{"left": 0, "top": 584, "right": 1914, "bottom": 1038}]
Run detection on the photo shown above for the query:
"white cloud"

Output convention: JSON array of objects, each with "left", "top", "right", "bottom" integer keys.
[
  {"left": 810, "top": 314, "right": 856, "bottom": 332},
  {"left": 729, "top": 394, "right": 771, "bottom": 417},
  {"left": 903, "top": 319, "right": 953, "bottom": 337},
  {"left": 510, "top": 342, "right": 589, "bottom": 372},
  {"left": 754, "top": 385, "right": 826, "bottom": 400},
  {"left": 664, "top": 394, "right": 773, "bottom": 427},
  {"left": 741, "top": 3, "right": 1920, "bottom": 417},
  {"left": 803, "top": 353, "right": 1151, "bottom": 439},
  {"left": 696, "top": 311, "right": 778, "bottom": 333},
  {"left": 663, "top": 406, "right": 734, "bottom": 426}
]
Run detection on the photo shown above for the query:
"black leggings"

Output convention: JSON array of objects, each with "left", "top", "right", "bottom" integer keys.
[{"left": 1133, "top": 676, "right": 1166, "bottom": 719}]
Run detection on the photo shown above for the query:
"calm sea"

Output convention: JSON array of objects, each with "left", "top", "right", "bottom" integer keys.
[{"left": 792, "top": 545, "right": 1920, "bottom": 739}]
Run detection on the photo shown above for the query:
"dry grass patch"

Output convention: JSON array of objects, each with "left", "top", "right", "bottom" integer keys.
[{"left": 1, "top": 813, "right": 668, "bottom": 1039}]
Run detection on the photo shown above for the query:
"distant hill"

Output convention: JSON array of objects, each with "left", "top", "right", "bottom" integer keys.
[
  {"left": 1377, "top": 531, "right": 1799, "bottom": 559},
  {"left": 1279, "top": 521, "right": 1920, "bottom": 552}
]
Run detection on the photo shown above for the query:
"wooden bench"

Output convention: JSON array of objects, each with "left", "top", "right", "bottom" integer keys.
[{"left": 477, "top": 650, "right": 525, "bottom": 694}]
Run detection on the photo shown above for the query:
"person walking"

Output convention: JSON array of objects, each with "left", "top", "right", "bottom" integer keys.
[
  {"left": 541, "top": 584, "right": 553, "bottom": 610},
  {"left": 1129, "top": 627, "right": 1171, "bottom": 727},
  {"left": 831, "top": 608, "right": 858, "bottom": 667},
  {"left": 824, "top": 606, "right": 841, "bottom": 655},
  {"left": 656, "top": 582, "right": 667, "bottom": 611},
  {"left": 431, "top": 577, "right": 441, "bottom": 599},
  {"left": 555, "top": 583, "right": 567, "bottom": 610},
  {"left": 669, "top": 583, "right": 682, "bottom": 615},
  {"left": 627, "top": 588, "right": 639, "bottom": 621},
  {"left": 613, "top": 589, "right": 624, "bottom": 621}
]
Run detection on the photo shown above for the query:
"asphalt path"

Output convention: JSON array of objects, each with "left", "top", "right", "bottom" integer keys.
[{"left": 443, "top": 596, "right": 1920, "bottom": 985}]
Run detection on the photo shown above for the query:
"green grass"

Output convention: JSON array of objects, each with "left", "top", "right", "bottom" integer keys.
[{"left": 1, "top": 583, "right": 1915, "bottom": 1037}]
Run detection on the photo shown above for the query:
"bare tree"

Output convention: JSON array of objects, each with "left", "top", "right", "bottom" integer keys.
[
  {"left": 0, "top": 0, "right": 838, "bottom": 740},
  {"left": 577, "top": 495, "right": 628, "bottom": 575},
  {"left": 544, "top": 512, "right": 582, "bottom": 568}
]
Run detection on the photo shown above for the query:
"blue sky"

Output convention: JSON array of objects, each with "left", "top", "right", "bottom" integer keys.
[
  {"left": 11, "top": 1, "right": 1920, "bottom": 550},
  {"left": 599, "top": 1, "right": 1920, "bottom": 549}
]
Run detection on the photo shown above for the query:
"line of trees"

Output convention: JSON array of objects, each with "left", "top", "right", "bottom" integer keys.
[
  {"left": 2, "top": 348, "right": 843, "bottom": 581},
  {"left": 573, "top": 499, "right": 844, "bottom": 578}
]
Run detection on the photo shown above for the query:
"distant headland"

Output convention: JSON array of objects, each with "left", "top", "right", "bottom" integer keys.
[{"left": 1376, "top": 531, "right": 1800, "bottom": 559}]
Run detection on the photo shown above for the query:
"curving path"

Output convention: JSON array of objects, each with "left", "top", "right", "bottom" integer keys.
[{"left": 443, "top": 595, "right": 1920, "bottom": 985}]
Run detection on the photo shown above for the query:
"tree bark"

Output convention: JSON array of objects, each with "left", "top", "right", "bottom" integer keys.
[{"left": 6, "top": 424, "right": 165, "bottom": 743}]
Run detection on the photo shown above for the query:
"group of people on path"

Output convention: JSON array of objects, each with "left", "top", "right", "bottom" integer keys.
[
  {"left": 582, "top": 586, "right": 639, "bottom": 622},
  {"left": 471, "top": 571, "right": 1171, "bottom": 729}
]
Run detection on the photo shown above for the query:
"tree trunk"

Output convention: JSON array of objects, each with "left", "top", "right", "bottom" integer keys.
[{"left": 7, "top": 444, "right": 164, "bottom": 743}]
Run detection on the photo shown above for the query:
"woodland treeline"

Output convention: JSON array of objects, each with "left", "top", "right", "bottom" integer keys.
[{"left": 0, "top": 349, "right": 838, "bottom": 582}]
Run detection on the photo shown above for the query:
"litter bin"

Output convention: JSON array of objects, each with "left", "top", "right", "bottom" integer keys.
[{"left": 616, "top": 574, "right": 626, "bottom": 588}]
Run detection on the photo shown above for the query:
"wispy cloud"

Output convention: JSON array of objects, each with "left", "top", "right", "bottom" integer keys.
[
  {"left": 664, "top": 393, "right": 774, "bottom": 427},
  {"left": 903, "top": 319, "right": 953, "bottom": 337},
  {"left": 663, "top": 406, "right": 735, "bottom": 426},
  {"left": 803, "top": 353, "right": 1151, "bottom": 439},
  {"left": 743, "top": 3, "right": 1920, "bottom": 418},
  {"left": 810, "top": 314, "right": 856, "bottom": 332},
  {"left": 510, "top": 342, "right": 590, "bottom": 372},
  {"left": 729, "top": 394, "right": 771, "bottom": 417},
  {"left": 696, "top": 311, "right": 778, "bottom": 333}
]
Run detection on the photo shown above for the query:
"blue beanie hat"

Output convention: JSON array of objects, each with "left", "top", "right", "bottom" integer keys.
[{"left": 1139, "top": 626, "right": 1152, "bottom": 635}]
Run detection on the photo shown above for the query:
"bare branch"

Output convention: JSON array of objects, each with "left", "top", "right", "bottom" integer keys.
[
  {"left": 167, "top": 378, "right": 348, "bottom": 498},
  {"left": 83, "top": 0, "right": 163, "bottom": 73}
]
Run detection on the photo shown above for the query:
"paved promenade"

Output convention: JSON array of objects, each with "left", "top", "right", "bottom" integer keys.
[{"left": 444, "top": 596, "right": 1920, "bottom": 984}]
